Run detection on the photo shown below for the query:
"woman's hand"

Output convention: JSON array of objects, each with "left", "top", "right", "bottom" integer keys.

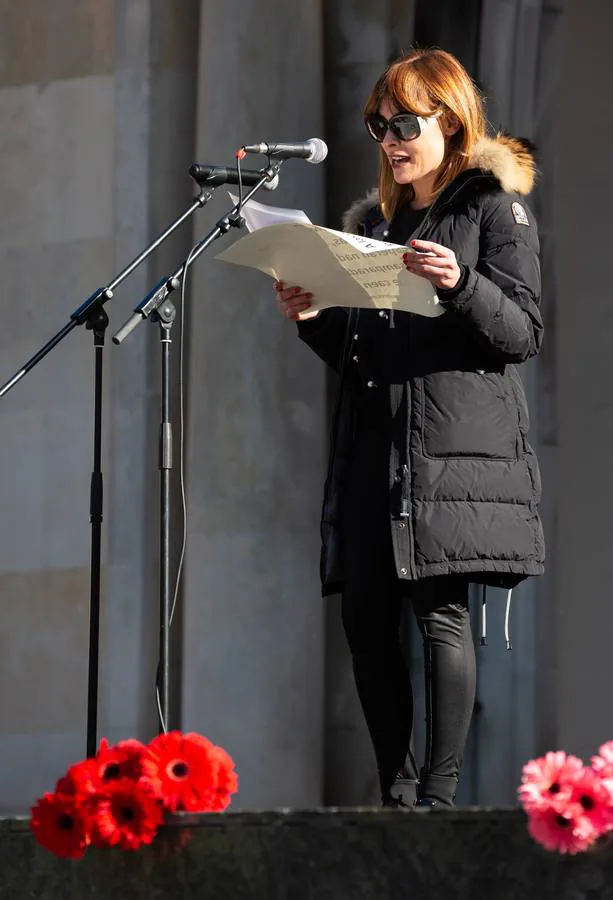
[
  {"left": 274, "top": 280, "right": 319, "bottom": 321},
  {"left": 403, "top": 240, "right": 462, "bottom": 291}
]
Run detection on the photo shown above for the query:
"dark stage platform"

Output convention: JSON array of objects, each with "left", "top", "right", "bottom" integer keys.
[{"left": 0, "top": 808, "right": 610, "bottom": 899}]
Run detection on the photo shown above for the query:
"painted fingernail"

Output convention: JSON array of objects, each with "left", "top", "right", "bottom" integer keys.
[
  {"left": 305, "top": 293, "right": 313, "bottom": 299},
  {"left": 294, "top": 286, "right": 302, "bottom": 294}
]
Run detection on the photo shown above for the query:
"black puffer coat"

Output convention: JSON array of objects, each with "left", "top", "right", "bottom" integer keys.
[{"left": 299, "top": 134, "right": 545, "bottom": 595}]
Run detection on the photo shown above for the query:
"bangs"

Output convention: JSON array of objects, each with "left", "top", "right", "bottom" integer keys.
[
  {"left": 363, "top": 49, "right": 487, "bottom": 221},
  {"left": 364, "top": 63, "right": 440, "bottom": 118}
]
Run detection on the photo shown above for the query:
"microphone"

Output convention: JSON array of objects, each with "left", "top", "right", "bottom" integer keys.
[
  {"left": 241, "top": 138, "right": 328, "bottom": 165},
  {"left": 189, "top": 164, "right": 279, "bottom": 190}
]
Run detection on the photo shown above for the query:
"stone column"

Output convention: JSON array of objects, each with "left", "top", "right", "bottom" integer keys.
[
  {"left": 0, "top": 0, "right": 200, "bottom": 813},
  {"left": 0, "top": 0, "right": 118, "bottom": 813},
  {"left": 553, "top": 0, "right": 613, "bottom": 761},
  {"left": 181, "top": 0, "right": 328, "bottom": 807},
  {"left": 472, "top": 0, "right": 562, "bottom": 804},
  {"left": 100, "top": 0, "right": 201, "bottom": 745}
]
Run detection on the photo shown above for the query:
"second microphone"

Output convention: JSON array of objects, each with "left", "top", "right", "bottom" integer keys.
[{"left": 189, "top": 164, "right": 279, "bottom": 190}]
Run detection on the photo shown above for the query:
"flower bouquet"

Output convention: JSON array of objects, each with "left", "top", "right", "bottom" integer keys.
[
  {"left": 30, "top": 731, "right": 238, "bottom": 859},
  {"left": 519, "top": 743, "right": 613, "bottom": 854}
]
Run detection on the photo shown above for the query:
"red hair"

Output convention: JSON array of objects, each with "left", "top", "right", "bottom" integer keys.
[{"left": 364, "top": 48, "right": 487, "bottom": 219}]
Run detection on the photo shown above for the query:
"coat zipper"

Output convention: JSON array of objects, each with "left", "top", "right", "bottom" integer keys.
[{"left": 400, "top": 173, "right": 486, "bottom": 580}]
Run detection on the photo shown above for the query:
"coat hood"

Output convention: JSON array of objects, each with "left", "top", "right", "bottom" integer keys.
[{"left": 342, "top": 133, "right": 537, "bottom": 234}]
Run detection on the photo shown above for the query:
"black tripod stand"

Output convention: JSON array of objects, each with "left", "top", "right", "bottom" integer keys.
[{"left": 0, "top": 162, "right": 282, "bottom": 755}]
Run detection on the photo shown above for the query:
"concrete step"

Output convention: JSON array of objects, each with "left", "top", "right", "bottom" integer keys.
[{"left": 0, "top": 808, "right": 609, "bottom": 900}]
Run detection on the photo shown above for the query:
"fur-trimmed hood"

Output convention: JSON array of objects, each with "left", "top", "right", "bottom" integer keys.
[{"left": 342, "top": 133, "right": 537, "bottom": 234}]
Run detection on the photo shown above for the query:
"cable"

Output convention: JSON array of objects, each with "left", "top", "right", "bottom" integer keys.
[
  {"left": 154, "top": 162, "right": 271, "bottom": 730},
  {"left": 168, "top": 243, "right": 198, "bottom": 627}
]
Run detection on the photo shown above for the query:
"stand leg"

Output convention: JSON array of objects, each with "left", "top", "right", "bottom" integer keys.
[
  {"left": 156, "top": 302, "right": 176, "bottom": 732},
  {"left": 86, "top": 307, "right": 109, "bottom": 757}
]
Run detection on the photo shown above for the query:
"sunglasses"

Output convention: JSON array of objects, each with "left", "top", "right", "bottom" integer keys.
[{"left": 365, "top": 111, "right": 433, "bottom": 143}]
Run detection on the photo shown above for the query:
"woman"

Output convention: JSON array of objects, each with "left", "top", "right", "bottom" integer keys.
[{"left": 275, "top": 49, "right": 544, "bottom": 808}]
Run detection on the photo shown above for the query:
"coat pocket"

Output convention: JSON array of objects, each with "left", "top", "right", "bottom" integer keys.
[
  {"left": 421, "top": 370, "right": 520, "bottom": 460},
  {"left": 507, "top": 365, "right": 530, "bottom": 433}
]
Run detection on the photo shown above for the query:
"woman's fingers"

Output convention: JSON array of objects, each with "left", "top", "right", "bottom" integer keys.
[
  {"left": 407, "top": 263, "right": 448, "bottom": 277},
  {"left": 404, "top": 253, "right": 448, "bottom": 269},
  {"left": 274, "top": 281, "right": 315, "bottom": 320},
  {"left": 409, "top": 239, "right": 449, "bottom": 256},
  {"left": 402, "top": 249, "right": 462, "bottom": 290},
  {"left": 284, "top": 301, "right": 314, "bottom": 320},
  {"left": 277, "top": 291, "right": 313, "bottom": 310},
  {"left": 275, "top": 281, "right": 307, "bottom": 303}
]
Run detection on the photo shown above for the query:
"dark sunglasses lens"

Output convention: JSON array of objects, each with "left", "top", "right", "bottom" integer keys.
[
  {"left": 392, "top": 115, "right": 421, "bottom": 141},
  {"left": 365, "top": 114, "right": 387, "bottom": 142}
]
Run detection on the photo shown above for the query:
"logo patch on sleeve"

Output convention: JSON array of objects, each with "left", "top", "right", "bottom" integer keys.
[{"left": 511, "top": 201, "right": 530, "bottom": 226}]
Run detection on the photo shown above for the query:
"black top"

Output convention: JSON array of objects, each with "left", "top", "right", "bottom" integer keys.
[
  {"left": 386, "top": 202, "right": 429, "bottom": 246},
  {"left": 349, "top": 203, "right": 429, "bottom": 426},
  {"left": 342, "top": 204, "right": 431, "bottom": 541}
]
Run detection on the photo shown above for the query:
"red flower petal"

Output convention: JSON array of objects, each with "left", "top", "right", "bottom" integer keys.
[
  {"left": 31, "top": 792, "right": 90, "bottom": 860},
  {"left": 56, "top": 759, "right": 102, "bottom": 805},
  {"left": 209, "top": 745, "right": 239, "bottom": 811},
  {"left": 91, "top": 779, "right": 163, "bottom": 851},
  {"left": 141, "top": 731, "right": 235, "bottom": 813},
  {"left": 95, "top": 738, "right": 147, "bottom": 783}
]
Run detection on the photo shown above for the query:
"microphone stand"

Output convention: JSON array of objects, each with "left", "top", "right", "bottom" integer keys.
[
  {"left": 112, "top": 160, "right": 285, "bottom": 735},
  {"left": 0, "top": 183, "right": 220, "bottom": 758}
]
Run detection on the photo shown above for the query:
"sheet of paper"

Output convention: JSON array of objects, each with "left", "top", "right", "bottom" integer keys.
[
  {"left": 215, "top": 221, "right": 444, "bottom": 317},
  {"left": 228, "top": 194, "right": 312, "bottom": 232}
]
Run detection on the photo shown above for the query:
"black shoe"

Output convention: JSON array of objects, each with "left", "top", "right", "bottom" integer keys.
[
  {"left": 381, "top": 774, "right": 418, "bottom": 809},
  {"left": 417, "top": 771, "right": 458, "bottom": 809}
]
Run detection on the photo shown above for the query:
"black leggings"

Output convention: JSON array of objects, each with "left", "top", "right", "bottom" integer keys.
[
  {"left": 340, "top": 425, "right": 477, "bottom": 794},
  {"left": 341, "top": 569, "right": 476, "bottom": 793}
]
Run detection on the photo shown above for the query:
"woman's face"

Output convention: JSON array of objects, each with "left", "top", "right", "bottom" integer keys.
[{"left": 378, "top": 96, "right": 447, "bottom": 188}]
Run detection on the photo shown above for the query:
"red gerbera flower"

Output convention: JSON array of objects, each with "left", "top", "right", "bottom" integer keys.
[
  {"left": 94, "top": 738, "right": 147, "bottom": 783},
  {"left": 31, "top": 792, "right": 90, "bottom": 860},
  {"left": 55, "top": 739, "right": 152, "bottom": 810},
  {"left": 91, "top": 778, "right": 163, "bottom": 851},
  {"left": 141, "top": 731, "right": 227, "bottom": 812}
]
